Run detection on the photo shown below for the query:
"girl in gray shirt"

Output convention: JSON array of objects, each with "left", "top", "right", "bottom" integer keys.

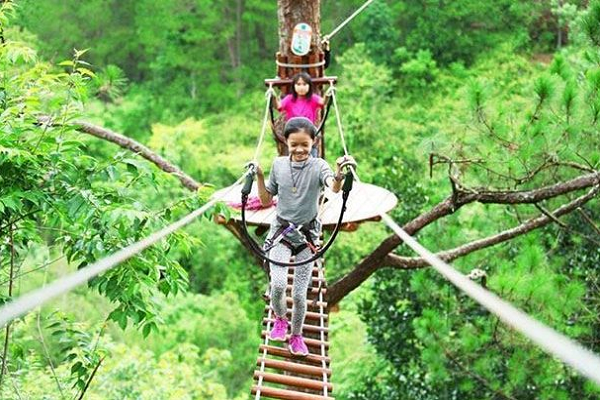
[{"left": 256, "top": 117, "right": 355, "bottom": 356}]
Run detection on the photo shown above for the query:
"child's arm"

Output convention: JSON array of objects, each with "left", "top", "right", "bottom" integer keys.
[{"left": 256, "top": 164, "right": 273, "bottom": 206}]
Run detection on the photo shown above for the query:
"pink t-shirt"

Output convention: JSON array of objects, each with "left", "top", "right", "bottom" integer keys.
[{"left": 279, "top": 94, "right": 323, "bottom": 123}]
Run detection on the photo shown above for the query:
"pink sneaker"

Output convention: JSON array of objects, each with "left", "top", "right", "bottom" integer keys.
[
  {"left": 288, "top": 334, "right": 309, "bottom": 356},
  {"left": 269, "top": 316, "right": 288, "bottom": 341}
]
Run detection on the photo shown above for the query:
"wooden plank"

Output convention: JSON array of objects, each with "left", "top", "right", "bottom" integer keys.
[
  {"left": 254, "top": 371, "right": 333, "bottom": 392},
  {"left": 287, "top": 276, "right": 327, "bottom": 285},
  {"left": 286, "top": 285, "right": 326, "bottom": 296},
  {"left": 251, "top": 386, "right": 334, "bottom": 400},
  {"left": 257, "top": 357, "right": 331, "bottom": 377},
  {"left": 259, "top": 344, "right": 329, "bottom": 365},
  {"left": 286, "top": 297, "right": 328, "bottom": 309},
  {"left": 265, "top": 306, "right": 327, "bottom": 321}
]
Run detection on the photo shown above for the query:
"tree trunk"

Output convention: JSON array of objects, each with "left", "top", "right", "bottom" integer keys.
[
  {"left": 277, "top": 0, "right": 321, "bottom": 55},
  {"left": 275, "top": 0, "right": 325, "bottom": 156}
]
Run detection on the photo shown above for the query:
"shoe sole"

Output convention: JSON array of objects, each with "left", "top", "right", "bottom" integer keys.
[
  {"left": 269, "top": 334, "right": 287, "bottom": 342},
  {"left": 288, "top": 345, "right": 308, "bottom": 357}
]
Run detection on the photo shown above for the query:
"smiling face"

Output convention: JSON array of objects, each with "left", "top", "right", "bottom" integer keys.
[
  {"left": 286, "top": 130, "right": 314, "bottom": 162},
  {"left": 294, "top": 78, "right": 310, "bottom": 97}
]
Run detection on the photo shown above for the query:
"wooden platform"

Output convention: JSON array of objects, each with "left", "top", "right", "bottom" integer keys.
[{"left": 213, "top": 181, "right": 397, "bottom": 228}]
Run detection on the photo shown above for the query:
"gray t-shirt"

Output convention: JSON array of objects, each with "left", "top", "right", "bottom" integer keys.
[{"left": 266, "top": 156, "right": 334, "bottom": 245}]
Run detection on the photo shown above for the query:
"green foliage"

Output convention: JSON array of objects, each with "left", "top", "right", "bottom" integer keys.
[
  {"left": 120, "top": 292, "right": 257, "bottom": 397},
  {"left": 3, "top": 1, "right": 600, "bottom": 398},
  {"left": 353, "top": 1, "right": 400, "bottom": 65},
  {"left": 399, "top": 49, "right": 440, "bottom": 90}
]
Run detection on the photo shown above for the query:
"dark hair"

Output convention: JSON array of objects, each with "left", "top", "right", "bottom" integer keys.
[
  {"left": 290, "top": 72, "right": 314, "bottom": 100},
  {"left": 284, "top": 117, "right": 317, "bottom": 139}
]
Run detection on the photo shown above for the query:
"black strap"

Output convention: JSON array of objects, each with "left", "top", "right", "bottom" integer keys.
[
  {"left": 315, "top": 96, "right": 332, "bottom": 138},
  {"left": 272, "top": 216, "right": 318, "bottom": 255},
  {"left": 239, "top": 172, "right": 353, "bottom": 267}
]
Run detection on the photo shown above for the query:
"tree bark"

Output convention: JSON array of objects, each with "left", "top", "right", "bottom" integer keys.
[{"left": 277, "top": 0, "right": 321, "bottom": 55}]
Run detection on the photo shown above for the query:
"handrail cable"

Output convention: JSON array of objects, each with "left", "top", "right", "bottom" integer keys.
[
  {"left": 0, "top": 174, "right": 248, "bottom": 329},
  {"left": 327, "top": 83, "right": 600, "bottom": 385},
  {"left": 253, "top": 84, "right": 275, "bottom": 163},
  {"left": 0, "top": 83, "right": 281, "bottom": 329},
  {"left": 322, "top": 0, "right": 376, "bottom": 42}
]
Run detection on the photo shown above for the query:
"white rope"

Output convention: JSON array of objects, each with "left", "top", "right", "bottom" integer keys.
[
  {"left": 328, "top": 83, "right": 349, "bottom": 156},
  {"left": 252, "top": 84, "right": 275, "bottom": 163},
  {"left": 379, "top": 213, "right": 600, "bottom": 385},
  {"left": 255, "top": 305, "right": 273, "bottom": 400},
  {"left": 275, "top": 60, "right": 326, "bottom": 69},
  {"left": 322, "top": 0, "right": 376, "bottom": 42},
  {"left": 0, "top": 174, "right": 248, "bottom": 328},
  {"left": 328, "top": 84, "right": 600, "bottom": 385},
  {"left": 316, "top": 258, "right": 330, "bottom": 397}
]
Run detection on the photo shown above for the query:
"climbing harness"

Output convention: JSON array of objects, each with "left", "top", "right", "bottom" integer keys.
[
  {"left": 262, "top": 216, "right": 318, "bottom": 255},
  {"left": 238, "top": 162, "right": 354, "bottom": 267}
]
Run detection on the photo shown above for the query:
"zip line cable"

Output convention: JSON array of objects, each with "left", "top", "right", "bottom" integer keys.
[
  {"left": 322, "top": 0, "right": 376, "bottom": 42},
  {"left": 0, "top": 174, "right": 248, "bottom": 329},
  {"left": 327, "top": 83, "right": 600, "bottom": 385}
]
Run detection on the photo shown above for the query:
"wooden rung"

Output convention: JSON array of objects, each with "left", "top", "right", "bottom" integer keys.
[
  {"left": 281, "top": 267, "right": 321, "bottom": 275},
  {"left": 287, "top": 276, "right": 326, "bottom": 285},
  {"left": 263, "top": 318, "right": 329, "bottom": 334},
  {"left": 257, "top": 357, "right": 332, "bottom": 377},
  {"left": 251, "top": 385, "right": 334, "bottom": 400},
  {"left": 261, "top": 331, "right": 330, "bottom": 349},
  {"left": 287, "top": 285, "right": 327, "bottom": 296},
  {"left": 254, "top": 371, "right": 333, "bottom": 392},
  {"left": 286, "top": 297, "right": 328, "bottom": 309},
  {"left": 265, "top": 76, "right": 338, "bottom": 87},
  {"left": 264, "top": 306, "right": 327, "bottom": 321},
  {"left": 259, "top": 344, "right": 330, "bottom": 365}
]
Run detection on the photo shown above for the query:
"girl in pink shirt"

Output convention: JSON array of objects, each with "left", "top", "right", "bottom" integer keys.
[{"left": 273, "top": 72, "right": 325, "bottom": 123}]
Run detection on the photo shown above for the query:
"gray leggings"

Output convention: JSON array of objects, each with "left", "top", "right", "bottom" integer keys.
[{"left": 269, "top": 243, "right": 313, "bottom": 335}]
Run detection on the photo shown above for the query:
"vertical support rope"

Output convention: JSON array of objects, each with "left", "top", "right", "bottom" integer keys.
[
  {"left": 252, "top": 84, "right": 275, "bottom": 163},
  {"left": 255, "top": 307, "right": 273, "bottom": 400},
  {"left": 316, "top": 258, "right": 330, "bottom": 397}
]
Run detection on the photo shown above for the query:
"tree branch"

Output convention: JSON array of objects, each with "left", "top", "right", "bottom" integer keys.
[
  {"left": 383, "top": 186, "right": 598, "bottom": 270},
  {"left": 62, "top": 120, "right": 600, "bottom": 307},
  {"left": 327, "top": 173, "right": 600, "bottom": 306},
  {"left": 66, "top": 120, "right": 267, "bottom": 270},
  {"left": 68, "top": 119, "right": 203, "bottom": 192}
]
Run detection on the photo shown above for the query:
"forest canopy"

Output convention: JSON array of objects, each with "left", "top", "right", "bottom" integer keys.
[{"left": 1, "top": 0, "right": 600, "bottom": 399}]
